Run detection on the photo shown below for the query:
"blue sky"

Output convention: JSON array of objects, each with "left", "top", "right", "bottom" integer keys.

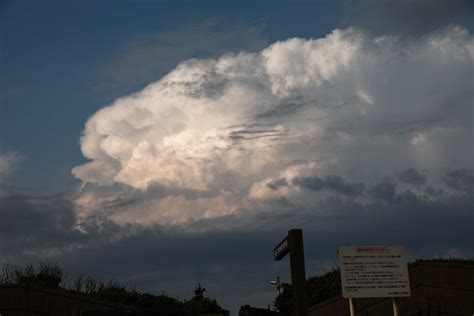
[
  {"left": 1, "top": 1, "right": 473, "bottom": 314},
  {"left": 0, "top": 0, "right": 342, "bottom": 193}
]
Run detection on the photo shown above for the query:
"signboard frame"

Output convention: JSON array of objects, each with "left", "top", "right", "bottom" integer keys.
[{"left": 338, "top": 245, "right": 411, "bottom": 299}]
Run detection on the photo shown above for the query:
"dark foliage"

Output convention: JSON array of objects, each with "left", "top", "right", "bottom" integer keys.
[
  {"left": 306, "top": 268, "right": 341, "bottom": 307},
  {"left": 273, "top": 269, "right": 341, "bottom": 316},
  {"left": 1, "top": 262, "right": 228, "bottom": 316},
  {"left": 1, "top": 261, "right": 64, "bottom": 288},
  {"left": 273, "top": 283, "right": 292, "bottom": 316}
]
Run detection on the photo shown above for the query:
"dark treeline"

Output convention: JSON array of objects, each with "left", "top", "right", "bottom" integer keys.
[
  {"left": 2, "top": 258, "right": 472, "bottom": 315},
  {"left": 0, "top": 261, "right": 229, "bottom": 316}
]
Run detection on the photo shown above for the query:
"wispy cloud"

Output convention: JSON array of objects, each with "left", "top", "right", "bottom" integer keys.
[
  {"left": 95, "top": 18, "right": 268, "bottom": 93},
  {"left": 342, "top": 0, "right": 474, "bottom": 35},
  {"left": 0, "top": 151, "right": 20, "bottom": 183}
]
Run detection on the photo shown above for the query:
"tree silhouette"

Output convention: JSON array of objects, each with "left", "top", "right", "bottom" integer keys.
[
  {"left": 1, "top": 261, "right": 64, "bottom": 289},
  {"left": 193, "top": 284, "right": 206, "bottom": 301}
]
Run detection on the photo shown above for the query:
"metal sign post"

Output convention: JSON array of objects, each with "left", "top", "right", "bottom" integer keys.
[
  {"left": 273, "top": 229, "right": 308, "bottom": 316},
  {"left": 349, "top": 298, "right": 355, "bottom": 316},
  {"left": 288, "top": 229, "right": 308, "bottom": 316},
  {"left": 392, "top": 298, "right": 399, "bottom": 316}
]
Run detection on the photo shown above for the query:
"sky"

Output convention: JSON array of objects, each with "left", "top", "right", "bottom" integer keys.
[{"left": 1, "top": 0, "right": 474, "bottom": 314}]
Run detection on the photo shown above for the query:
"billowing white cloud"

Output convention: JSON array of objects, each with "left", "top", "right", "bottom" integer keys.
[{"left": 73, "top": 26, "right": 474, "bottom": 225}]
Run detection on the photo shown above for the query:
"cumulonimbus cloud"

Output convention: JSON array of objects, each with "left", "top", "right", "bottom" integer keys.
[{"left": 73, "top": 26, "right": 474, "bottom": 225}]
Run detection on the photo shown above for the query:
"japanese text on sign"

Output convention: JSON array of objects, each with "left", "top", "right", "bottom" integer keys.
[{"left": 338, "top": 245, "right": 410, "bottom": 298}]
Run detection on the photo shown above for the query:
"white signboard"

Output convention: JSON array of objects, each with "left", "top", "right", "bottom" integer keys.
[{"left": 338, "top": 245, "right": 410, "bottom": 298}]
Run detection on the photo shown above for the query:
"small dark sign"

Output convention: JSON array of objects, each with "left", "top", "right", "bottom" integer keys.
[{"left": 274, "top": 236, "right": 289, "bottom": 260}]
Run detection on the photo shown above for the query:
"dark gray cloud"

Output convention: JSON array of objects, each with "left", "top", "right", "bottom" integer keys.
[
  {"left": 228, "top": 128, "right": 290, "bottom": 143},
  {"left": 266, "top": 178, "right": 288, "bottom": 191},
  {"left": 0, "top": 192, "right": 82, "bottom": 251},
  {"left": 424, "top": 186, "right": 444, "bottom": 197},
  {"left": 293, "top": 175, "right": 365, "bottom": 196},
  {"left": 397, "top": 168, "right": 426, "bottom": 186},
  {"left": 369, "top": 180, "right": 398, "bottom": 202},
  {"left": 254, "top": 100, "right": 307, "bottom": 121},
  {"left": 2, "top": 170, "right": 474, "bottom": 314},
  {"left": 444, "top": 168, "right": 474, "bottom": 193},
  {"left": 342, "top": 0, "right": 474, "bottom": 35}
]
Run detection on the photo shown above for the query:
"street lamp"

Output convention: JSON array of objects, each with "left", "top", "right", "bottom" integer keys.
[{"left": 270, "top": 276, "right": 281, "bottom": 295}]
